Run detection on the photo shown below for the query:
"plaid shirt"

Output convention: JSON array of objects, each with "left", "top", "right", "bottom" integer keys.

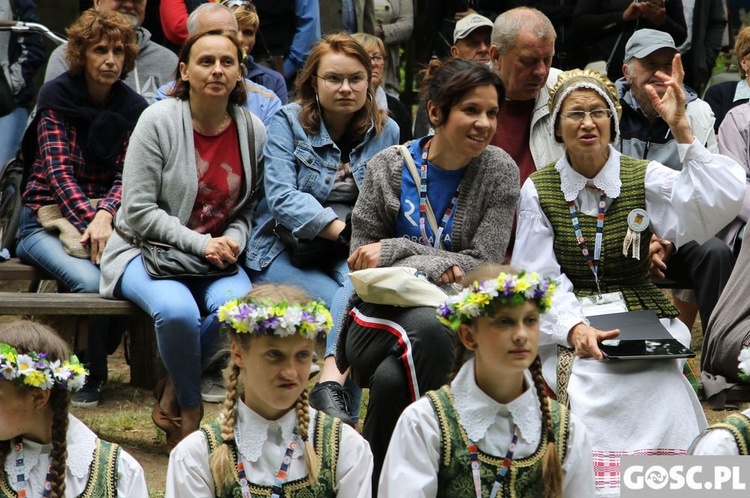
[{"left": 22, "top": 109, "right": 127, "bottom": 233}]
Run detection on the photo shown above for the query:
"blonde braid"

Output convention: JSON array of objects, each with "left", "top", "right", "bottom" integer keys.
[
  {"left": 295, "top": 389, "right": 319, "bottom": 482},
  {"left": 48, "top": 390, "right": 71, "bottom": 498},
  {"left": 530, "top": 356, "right": 562, "bottom": 498},
  {"left": 210, "top": 363, "right": 241, "bottom": 495}
]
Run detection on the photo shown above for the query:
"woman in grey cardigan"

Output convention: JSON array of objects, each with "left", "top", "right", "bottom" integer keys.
[
  {"left": 100, "top": 29, "right": 265, "bottom": 448},
  {"left": 337, "top": 58, "right": 519, "bottom": 490}
]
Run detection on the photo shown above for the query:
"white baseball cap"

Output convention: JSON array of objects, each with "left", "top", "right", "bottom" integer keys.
[{"left": 453, "top": 14, "right": 493, "bottom": 44}]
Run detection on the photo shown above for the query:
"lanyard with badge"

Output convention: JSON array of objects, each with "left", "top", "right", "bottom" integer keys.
[
  {"left": 418, "top": 140, "right": 461, "bottom": 250},
  {"left": 236, "top": 427, "right": 299, "bottom": 498},
  {"left": 568, "top": 192, "right": 628, "bottom": 316}
]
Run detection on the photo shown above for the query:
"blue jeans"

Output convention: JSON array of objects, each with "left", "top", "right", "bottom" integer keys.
[
  {"left": 117, "top": 256, "right": 251, "bottom": 409},
  {"left": 15, "top": 206, "right": 122, "bottom": 379},
  {"left": 247, "top": 249, "right": 361, "bottom": 419},
  {"left": 247, "top": 249, "right": 352, "bottom": 356},
  {"left": 0, "top": 107, "right": 29, "bottom": 167}
]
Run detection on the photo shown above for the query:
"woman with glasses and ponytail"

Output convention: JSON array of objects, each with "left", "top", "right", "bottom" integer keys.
[{"left": 243, "top": 32, "right": 399, "bottom": 425}]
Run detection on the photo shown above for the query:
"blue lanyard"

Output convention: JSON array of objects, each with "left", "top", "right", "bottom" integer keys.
[
  {"left": 568, "top": 191, "right": 606, "bottom": 294},
  {"left": 236, "top": 427, "right": 299, "bottom": 498},
  {"left": 468, "top": 427, "right": 520, "bottom": 498},
  {"left": 418, "top": 140, "right": 461, "bottom": 249}
]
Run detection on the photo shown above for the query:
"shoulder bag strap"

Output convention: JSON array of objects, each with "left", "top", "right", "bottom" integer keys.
[
  {"left": 399, "top": 145, "right": 445, "bottom": 250},
  {"left": 244, "top": 109, "right": 261, "bottom": 204}
]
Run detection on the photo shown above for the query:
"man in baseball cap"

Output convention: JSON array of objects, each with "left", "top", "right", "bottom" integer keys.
[
  {"left": 451, "top": 13, "right": 493, "bottom": 63},
  {"left": 617, "top": 28, "right": 729, "bottom": 337}
]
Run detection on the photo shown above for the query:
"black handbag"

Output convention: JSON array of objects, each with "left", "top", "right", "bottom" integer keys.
[
  {"left": 273, "top": 203, "right": 352, "bottom": 268},
  {"left": 116, "top": 226, "right": 238, "bottom": 280}
]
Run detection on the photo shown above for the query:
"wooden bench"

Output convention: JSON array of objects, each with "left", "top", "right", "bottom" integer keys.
[{"left": 0, "top": 257, "right": 162, "bottom": 389}]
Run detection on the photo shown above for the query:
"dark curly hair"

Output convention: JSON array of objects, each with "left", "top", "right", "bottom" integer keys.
[
  {"left": 420, "top": 58, "right": 505, "bottom": 129},
  {"left": 169, "top": 28, "right": 248, "bottom": 107},
  {"left": 65, "top": 9, "right": 138, "bottom": 81}
]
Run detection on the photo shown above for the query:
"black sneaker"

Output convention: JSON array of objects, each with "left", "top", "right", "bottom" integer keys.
[
  {"left": 71, "top": 376, "right": 106, "bottom": 408},
  {"left": 309, "top": 381, "right": 355, "bottom": 427}
]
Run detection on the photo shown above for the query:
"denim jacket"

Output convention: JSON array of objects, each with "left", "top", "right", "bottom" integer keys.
[{"left": 244, "top": 102, "right": 400, "bottom": 270}]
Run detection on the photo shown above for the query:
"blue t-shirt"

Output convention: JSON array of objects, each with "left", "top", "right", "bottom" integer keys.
[{"left": 394, "top": 138, "right": 466, "bottom": 251}]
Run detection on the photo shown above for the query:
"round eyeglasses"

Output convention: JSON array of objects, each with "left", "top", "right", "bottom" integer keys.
[
  {"left": 316, "top": 73, "right": 369, "bottom": 91},
  {"left": 560, "top": 109, "right": 613, "bottom": 122}
]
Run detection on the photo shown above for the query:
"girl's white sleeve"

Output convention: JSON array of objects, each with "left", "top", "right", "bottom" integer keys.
[
  {"left": 165, "top": 431, "right": 215, "bottom": 498},
  {"left": 562, "top": 412, "right": 596, "bottom": 498},
  {"left": 378, "top": 398, "right": 441, "bottom": 498},
  {"left": 336, "top": 424, "right": 374, "bottom": 498}
]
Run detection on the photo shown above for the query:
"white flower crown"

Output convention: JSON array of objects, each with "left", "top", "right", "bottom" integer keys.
[
  {"left": 437, "top": 271, "right": 556, "bottom": 331},
  {"left": 0, "top": 343, "right": 87, "bottom": 392},
  {"left": 218, "top": 298, "right": 333, "bottom": 339}
]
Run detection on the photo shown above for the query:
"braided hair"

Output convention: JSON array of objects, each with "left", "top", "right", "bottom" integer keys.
[
  {"left": 0, "top": 320, "right": 73, "bottom": 498},
  {"left": 210, "top": 284, "right": 322, "bottom": 492},
  {"left": 530, "top": 356, "right": 563, "bottom": 498},
  {"left": 449, "top": 264, "right": 564, "bottom": 497}
]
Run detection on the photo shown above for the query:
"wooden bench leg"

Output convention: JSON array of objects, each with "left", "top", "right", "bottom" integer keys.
[{"left": 128, "top": 315, "right": 165, "bottom": 390}]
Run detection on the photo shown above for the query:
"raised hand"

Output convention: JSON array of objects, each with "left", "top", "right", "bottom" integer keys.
[{"left": 644, "top": 53, "right": 693, "bottom": 143}]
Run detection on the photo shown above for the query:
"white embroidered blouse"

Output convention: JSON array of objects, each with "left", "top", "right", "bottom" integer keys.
[
  {"left": 3, "top": 415, "right": 148, "bottom": 497},
  {"left": 378, "top": 358, "right": 595, "bottom": 497},
  {"left": 166, "top": 400, "right": 373, "bottom": 498}
]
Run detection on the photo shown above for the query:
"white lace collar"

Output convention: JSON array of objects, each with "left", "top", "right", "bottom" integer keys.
[
  {"left": 555, "top": 146, "right": 622, "bottom": 201},
  {"left": 451, "top": 358, "right": 542, "bottom": 446},
  {"left": 234, "top": 400, "right": 306, "bottom": 463},
  {"left": 5, "top": 415, "right": 97, "bottom": 485}
]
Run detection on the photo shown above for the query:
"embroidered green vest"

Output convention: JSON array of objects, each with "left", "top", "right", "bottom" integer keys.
[
  {"left": 201, "top": 411, "right": 340, "bottom": 497},
  {"left": 0, "top": 439, "right": 120, "bottom": 498},
  {"left": 531, "top": 157, "right": 678, "bottom": 318},
  {"left": 704, "top": 413, "right": 750, "bottom": 455},
  {"left": 428, "top": 386, "right": 570, "bottom": 498}
]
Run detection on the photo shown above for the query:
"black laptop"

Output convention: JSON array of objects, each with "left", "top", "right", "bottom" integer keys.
[{"left": 588, "top": 310, "right": 695, "bottom": 360}]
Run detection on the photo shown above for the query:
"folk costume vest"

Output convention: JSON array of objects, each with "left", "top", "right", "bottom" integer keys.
[
  {"left": 0, "top": 439, "right": 120, "bottom": 498},
  {"left": 201, "top": 412, "right": 341, "bottom": 497},
  {"left": 531, "top": 156, "right": 678, "bottom": 319},
  {"left": 427, "top": 386, "right": 571, "bottom": 498},
  {"left": 705, "top": 413, "right": 750, "bottom": 455}
]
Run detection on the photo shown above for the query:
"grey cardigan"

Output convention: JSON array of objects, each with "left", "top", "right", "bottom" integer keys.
[
  {"left": 350, "top": 144, "right": 519, "bottom": 281},
  {"left": 99, "top": 98, "right": 266, "bottom": 298}
]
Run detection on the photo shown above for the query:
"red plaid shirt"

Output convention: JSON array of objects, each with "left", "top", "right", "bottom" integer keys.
[{"left": 22, "top": 109, "right": 127, "bottom": 233}]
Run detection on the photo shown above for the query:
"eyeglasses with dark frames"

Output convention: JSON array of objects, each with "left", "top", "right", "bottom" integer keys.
[{"left": 316, "top": 73, "right": 369, "bottom": 91}]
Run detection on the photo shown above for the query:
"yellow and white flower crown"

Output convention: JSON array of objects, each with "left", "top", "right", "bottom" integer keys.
[
  {"left": 0, "top": 343, "right": 88, "bottom": 392},
  {"left": 437, "top": 271, "right": 556, "bottom": 331},
  {"left": 218, "top": 297, "right": 333, "bottom": 339}
]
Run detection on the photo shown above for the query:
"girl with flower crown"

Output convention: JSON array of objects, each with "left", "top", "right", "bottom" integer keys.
[
  {"left": 165, "top": 284, "right": 373, "bottom": 498},
  {"left": 379, "top": 264, "right": 595, "bottom": 498},
  {"left": 0, "top": 320, "right": 148, "bottom": 498}
]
